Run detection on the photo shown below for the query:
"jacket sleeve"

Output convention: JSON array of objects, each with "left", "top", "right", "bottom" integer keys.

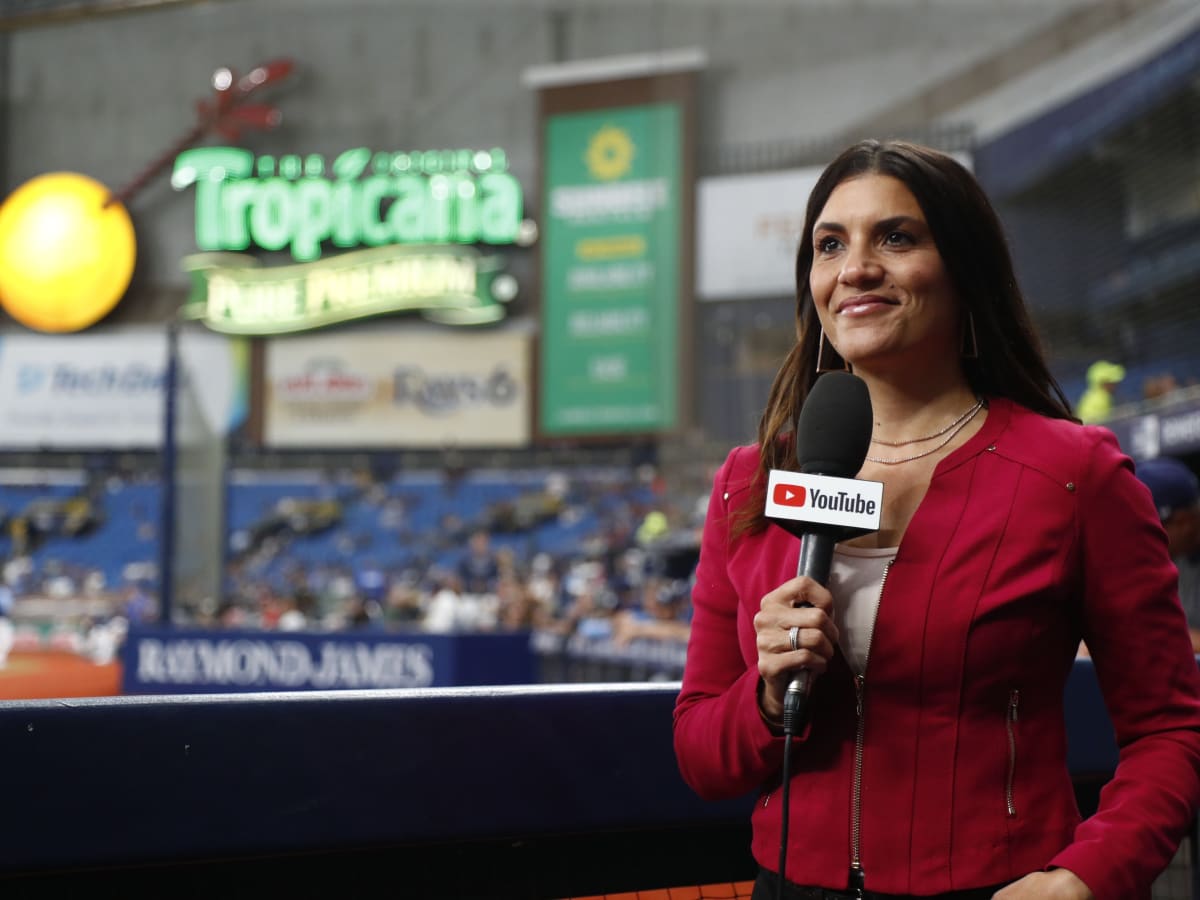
[
  {"left": 1048, "top": 428, "right": 1200, "bottom": 899},
  {"left": 672, "top": 446, "right": 790, "bottom": 801}
]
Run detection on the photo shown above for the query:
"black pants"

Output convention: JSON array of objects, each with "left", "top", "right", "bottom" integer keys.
[{"left": 752, "top": 867, "right": 1008, "bottom": 900}]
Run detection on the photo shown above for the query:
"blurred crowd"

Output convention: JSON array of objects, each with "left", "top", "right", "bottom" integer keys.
[
  {"left": 208, "top": 461, "right": 709, "bottom": 660},
  {"left": 208, "top": 529, "right": 698, "bottom": 648},
  {"left": 0, "top": 460, "right": 713, "bottom": 666},
  {"left": 1076, "top": 358, "right": 1200, "bottom": 424}
]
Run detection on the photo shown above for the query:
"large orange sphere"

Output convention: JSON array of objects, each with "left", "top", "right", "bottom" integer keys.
[{"left": 0, "top": 172, "right": 136, "bottom": 332}]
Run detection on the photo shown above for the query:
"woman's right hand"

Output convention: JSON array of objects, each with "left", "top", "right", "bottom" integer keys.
[{"left": 753, "top": 576, "right": 839, "bottom": 723}]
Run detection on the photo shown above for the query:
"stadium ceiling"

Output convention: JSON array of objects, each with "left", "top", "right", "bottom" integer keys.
[
  {"left": 0, "top": 0, "right": 231, "bottom": 30},
  {"left": 0, "top": 0, "right": 1110, "bottom": 28}
]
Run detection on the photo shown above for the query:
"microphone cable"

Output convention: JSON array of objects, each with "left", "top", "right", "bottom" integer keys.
[
  {"left": 776, "top": 688, "right": 807, "bottom": 900},
  {"left": 767, "top": 371, "right": 875, "bottom": 900}
]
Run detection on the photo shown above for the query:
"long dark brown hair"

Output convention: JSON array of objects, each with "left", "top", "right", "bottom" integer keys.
[{"left": 739, "top": 139, "right": 1074, "bottom": 534}]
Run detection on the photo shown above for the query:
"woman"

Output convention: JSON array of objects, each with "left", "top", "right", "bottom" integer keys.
[{"left": 673, "top": 140, "right": 1200, "bottom": 900}]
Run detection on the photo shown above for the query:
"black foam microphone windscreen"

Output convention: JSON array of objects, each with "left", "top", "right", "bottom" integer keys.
[{"left": 795, "top": 371, "right": 874, "bottom": 477}]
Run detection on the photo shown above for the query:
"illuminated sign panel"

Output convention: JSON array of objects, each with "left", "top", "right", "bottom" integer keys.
[
  {"left": 173, "top": 147, "right": 522, "bottom": 261},
  {"left": 183, "top": 245, "right": 514, "bottom": 334},
  {"left": 262, "top": 327, "right": 531, "bottom": 448},
  {"left": 0, "top": 173, "right": 137, "bottom": 333},
  {"left": 0, "top": 328, "right": 245, "bottom": 448},
  {"left": 173, "top": 147, "right": 527, "bottom": 334},
  {"left": 540, "top": 104, "right": 681, "bottom": 435}
]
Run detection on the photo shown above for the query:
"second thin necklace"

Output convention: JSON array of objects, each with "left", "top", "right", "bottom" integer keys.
[{"left": 864, "top": 398, "right": 985, "bottom": 465}]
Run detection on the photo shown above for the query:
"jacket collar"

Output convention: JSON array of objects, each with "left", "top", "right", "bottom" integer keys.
[{"left": 932, "top": 394, "right": 1013, "bottom": 477}]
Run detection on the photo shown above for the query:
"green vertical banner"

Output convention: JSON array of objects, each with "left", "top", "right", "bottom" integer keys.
[{"left": 540, "top": 103, "right": 681, "bottom": 435}]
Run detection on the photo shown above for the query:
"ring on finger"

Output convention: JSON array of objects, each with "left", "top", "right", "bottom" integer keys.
[{"left": 788, "top": 625, "right": 800, "bottom": 652}]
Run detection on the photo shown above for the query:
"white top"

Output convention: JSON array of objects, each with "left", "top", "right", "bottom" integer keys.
[{"left": 829, "top": 544, "right": 899, "bottom": 676}]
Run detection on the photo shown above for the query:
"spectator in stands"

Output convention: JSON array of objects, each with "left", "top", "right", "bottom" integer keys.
[
  {"left": 3, "top": 556, "right": 32, "bottom": 595},
  {"left": 1135, "top": 455, "right": 1200, "bottom": 653},
  {"left": 384, "top": 577, "right": 424, "bottom": 626},
  {"left": 378, "top": 494, "right": 409, "bottom": 533},
  {"left": 674, "top": 139, "right": 1200, "bottom": 900},
  {"left": 635, "top": 509, "right": 670, "bottom": 545},
  {"left": 355, "top": 558, "right": 387, "bottom": 605},
  {"left": 9, "top": 515, "right": 30, "bottom": 556},
  {"left": 494, "top": 572, "right": 546, "bottom": 631},
  {"left": 319, "top": 565, "right": 357, "bottom": 619},
  {"left": 608, "top": 547, "right": 648, "bottom": 611},
  {"left": 274, "top": 595, "right": 308, "bottom": 632},
  {"left": 423, "top": 570, "right": 468, "bottom": 633},
  {"left": 552, "top": 560, "right": 618, "bottom": 642},
  {"left": 83, "top": 614, "right": 125, "bottom": 665},
  {"left": 122, "top": 580, "right": 155, "bottom": 624},
  {"left": 457, "top": 528, "right": 500, "bottom": 595},
  {"left": 1076, "top": 359, "right": 1125, "bottom": 424},
  {"left": 341, "top": 595, "right": 381, "bottom": 630},
  {"left": 0, "top": 580, "right": 13, "bottom": 668},
  {"left": 255, "top": 584, "right": 286, "bottom": 629},
  {"left": 437, "top": 511, "right": 469, "bottom": 548},
  {"left": 1142, "top": 371, "right": 1180, "bottom": 403},
  {"left": 525, "top": 552, "right": 563, "bottom": 617},
  {"left": 611, "top": 576, "right": 690, "bottom": 648}
]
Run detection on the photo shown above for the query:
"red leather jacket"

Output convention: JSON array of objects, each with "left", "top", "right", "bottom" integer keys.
[{"left": 673, "top": 397, "right": 1200, "bottom": 900}]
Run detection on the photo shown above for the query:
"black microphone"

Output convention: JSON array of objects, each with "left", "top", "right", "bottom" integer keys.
[{"left": 767, "top": 371, "right": 875, "bottom": 725}]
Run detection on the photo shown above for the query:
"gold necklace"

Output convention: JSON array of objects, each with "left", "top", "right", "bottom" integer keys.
[
  {"left": 870, "top": 398, "right": 985, "bottom": 447},
  {"left": 864, "top": 399, "right": 985, "bottom": 465}
]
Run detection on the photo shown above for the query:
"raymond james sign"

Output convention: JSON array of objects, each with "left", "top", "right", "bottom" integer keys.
[{"left": 122, "top": 628, "right": 537, "bottom": 693}]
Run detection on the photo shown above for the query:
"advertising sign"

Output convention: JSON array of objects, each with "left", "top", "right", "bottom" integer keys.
[
  {"left": 1106, "top": 401, "right": 1200, "bottom": 460},
  {"left": 122, "top": 627, "right": 537, "bottom": 693},
  {"left": 173, "top": 145, "right": 528, "bottom": 333},
  {"left": 696, "top": 153, "right": 972, "bottom": 302},
  {"left": 0, "top": 328, "right": 245, "bottom": 448},
  {"left": 184, "top": 244, "right": 516, "bottom": 334},
  {"left": 540, "top": 103, "right": 681, "bottom": 435},
  {"left": 173, "top": 146, "right": 523, "bottom": 262},
  {"left": 264, "top": 326, "right": 531, "bottom": 447},
  {"left": 696, "top": 167, "right": 822, "bottom": 301}
]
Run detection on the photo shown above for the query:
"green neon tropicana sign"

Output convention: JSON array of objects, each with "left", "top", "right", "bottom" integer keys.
[
  {"left": 183, "top": 245, "right": 516, "bottom": 334},
  {"left": 171, "top": 146, "right": 524, "bottom": 262}
]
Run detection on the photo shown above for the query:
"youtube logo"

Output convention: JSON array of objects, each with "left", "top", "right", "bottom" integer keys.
[
  {"left": 772, "top": 483, "right": 806, "bottom": 507},
  {"left": 765, "top": 469, "right": 883, "bottom": 536}
]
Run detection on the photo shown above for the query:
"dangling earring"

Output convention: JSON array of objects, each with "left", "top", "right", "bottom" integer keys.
[
  {"left": 962, "top": 311, "right": 979, "bottom": 359},
  {"left": 816, "top": 328, "right": 848, "bottom": 373}
]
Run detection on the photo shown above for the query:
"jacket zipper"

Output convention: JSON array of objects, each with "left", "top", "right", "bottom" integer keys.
[
  {"left": 849, "top": 557, "right": 892, "bottom": 896},
  {"left": 1005, "top": 688, "right": 1020, "bottom": 818},
  {"left": 849, "top": 673, "right": 867, "bottom": 895}
]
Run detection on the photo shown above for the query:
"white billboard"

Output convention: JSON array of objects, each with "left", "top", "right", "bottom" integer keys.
[
  {"left": 0, "top": 328, "right": 244, "bottom": 448},
  {"left": 263, "top": 325, "right": 531, "bottom": 448},
  {"left": 696, "top": 167, "right": 821, "bottom": 301},
  {"left": 696, "top": 153, "right": 973, "bottom": 302}
]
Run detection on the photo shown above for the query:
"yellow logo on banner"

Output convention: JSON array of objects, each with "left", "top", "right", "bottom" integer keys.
[
  {"left": 584, "top": 126, "right": 635, "bottom": 181},
  {"left": 0, "top": 172, "right": 136, "bottom": 333}
]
